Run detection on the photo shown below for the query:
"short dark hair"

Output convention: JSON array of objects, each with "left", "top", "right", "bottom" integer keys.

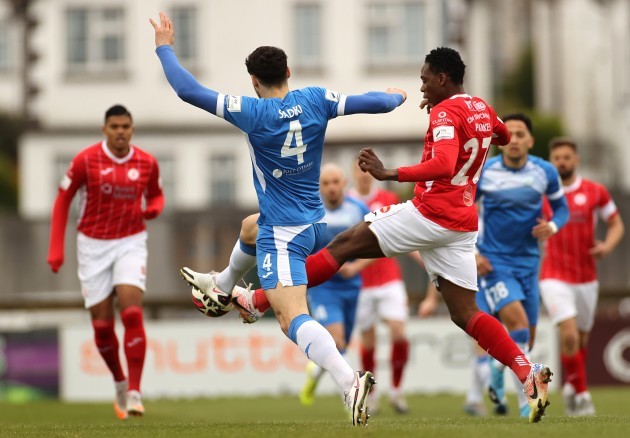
[
  {"left": 425, "top": 47, "right": 466, "bottom": 85},
  {"left": 502, "top": 113, "right": 533, "bottom": 134},
  {"left": 548, "top": 136, "right": 577, "bottom": 152},
  {"left": 105, "top": 104, "right": 132, "bottom": 122},
  {"left": 245, "top": 46, "right": 288, "bottom": 87}
]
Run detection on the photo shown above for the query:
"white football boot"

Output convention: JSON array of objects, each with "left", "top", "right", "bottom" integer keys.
[
  {"left": 523, "top": 363, "right": 553, "bottom": 423},
  {"left": 344, "top": 371, "right": 376, "bottom": 426}
]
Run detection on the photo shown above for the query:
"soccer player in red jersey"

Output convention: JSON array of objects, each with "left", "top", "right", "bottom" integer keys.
[
  {"left": 234, "top": 47, "right": 555, "bottom": 423},
  {"left": 540, "top": 138, "right": 624, "bottom": 416},
  {"left": 345, "top": 163, "right": 425, "bottom": 414},
  {"left": 47, "top": 105, "right": 164, "bottom": 419}
]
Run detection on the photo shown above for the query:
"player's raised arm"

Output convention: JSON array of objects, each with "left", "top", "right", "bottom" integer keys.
[
  {"left": 150, "top": 12, "right": 220, "bottom": 115},
  {"left": 343, "top": 88, "right": 407, "bottom": 115}
]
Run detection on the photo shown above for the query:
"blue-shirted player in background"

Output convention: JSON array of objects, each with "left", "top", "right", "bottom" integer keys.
[
  {"left": 300, "top": 163, "right": 371, "bottom": 406},
  {"left": 151, "top": 12, "right": 406, "bottom": 426},
  {"left": 475, "top": 113, "right": 569, "bottom": 417}
]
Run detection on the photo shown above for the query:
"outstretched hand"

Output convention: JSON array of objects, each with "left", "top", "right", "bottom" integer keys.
[
  {"left": 149, "top": 12, "right": 175, "bottom": 48},
  {"left": 385, "top": 88, "right": 407, "bottom": 103},
  {"left": 357, "top": 148, "right": 396, "bottom": 181}
]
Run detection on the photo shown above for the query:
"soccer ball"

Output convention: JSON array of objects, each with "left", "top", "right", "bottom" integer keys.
[{"left": 191, "top": 286, "right": 234, "bottom": 317}]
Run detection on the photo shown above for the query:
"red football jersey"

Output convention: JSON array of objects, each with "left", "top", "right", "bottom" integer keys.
[
  {"left": 400, "top": 94, "right": 508, "bottom": 231},
  {"left": 348, "top": 187, "right": 403, "bottom": 287},
  {"left": 59, "top": 142, "right": 162, "bottom": 239},
  {"left": 540, "top": 176, "right": 618, "bottom": 283}
]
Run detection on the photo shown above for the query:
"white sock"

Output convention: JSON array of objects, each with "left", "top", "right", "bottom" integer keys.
[
  {"left": 467, "top": 355, "right": 489, "bottom": 404},
  {"left": 292, "top": 317, "right": 354, "bottom": 393},
  {"left": 215, "top": 239, "right": 257, "bottom": 293}
]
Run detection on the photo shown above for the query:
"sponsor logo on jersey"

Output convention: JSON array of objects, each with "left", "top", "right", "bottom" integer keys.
[
  {"left": 101, "top": 183, "right": 113, "bottom": 194},
  {"left": 227, "top": 95, "right": 242, "bottom": 112},
  {"left": 379, "top": 206, "right": 391, "bottom": 213},
  {"left": 128, "top": 168, "right": 139, "bottom": 181},
  {"left": 272, "top": 169, "right": 283, "bottom": 178},
  {"left": 438, "top": 111, "right": 447, "bottom": 118},
  {"left": 60, "top": 174, "right": 72, "bottom": 190},
  {"left": 325, "top": 89, "right": 340, "bottom": 102},
  {"left": 433, "top": 125, "right": 455, "bottom": 141},
  {"left": 278, "top": 105, "right": 303, "bottom": 119}
]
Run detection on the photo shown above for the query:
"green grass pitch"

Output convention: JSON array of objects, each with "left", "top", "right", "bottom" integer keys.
[{"left": 0, "top": 388, "right": 628, "bottom": 437}]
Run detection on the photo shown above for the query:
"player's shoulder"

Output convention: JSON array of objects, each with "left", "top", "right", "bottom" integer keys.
[
  {"left": 528, "top": 156, "right": 556, "bottom": 172},
  {"left": 131, "top": 144, "right": 157, "bottom": 162},
  {"left": 294, "top": 86, "right": 341, "bottom": 103},
  {"left": 580, "top": 177, "right": 609, "bottom": 194},
  {"left": 72, "top": 142, "right": 103, "bottom": 162},
  {"left": 484, "top": 155, "right": 503, "bottom": 169},
  {"left": 344, "top": 195, "right": 369, "bottom": 211},
  {"left": 376, "top": 187, "right": 400, "bottom": 203}
]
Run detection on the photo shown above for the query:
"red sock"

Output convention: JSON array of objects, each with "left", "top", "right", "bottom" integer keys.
[
  {"left": 579, "top": 346, "right": 589, "bottom": 392},
  {"left": 361, "top": 346, "right": 376, "bottom": 374},
  {"left": 305, "top": 248, "right": 340, "bottom": 288},
  {"left": 121, "top": 306, "right": 146, "bottom": 392},
  {"left": 92, "top": 319, "right": 125, "bottom": 382},
  {"left": 391, "top": 339, "right": 409, "bottom": 388},
  {"left": 465, "top": 311, "right": 531, "bottom": 383},
  {"left": 561, "top": 352, "right": 586, "bottom": 393},
  {"left": 252, "top": 248, "right": 341, "bottom": 313}
]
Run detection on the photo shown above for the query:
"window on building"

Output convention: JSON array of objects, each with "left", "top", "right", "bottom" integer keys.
[
  {"left": 66, "top": 7, "right": 125, "bottom": 75},
  {"left": 210, "top": 154, "right": 235, "bottom": 205},
  {"left": 171, "top": 6, "right": 197, "bottom": 66},
  {"left": 294, "top": 4, "right": 322, "bottom": 70},
  {"left": 0, "top": 20, "right": 10, "bottom": 72},
  {"left": 366, "top": 2, "right": 426, "bottom": 68}
]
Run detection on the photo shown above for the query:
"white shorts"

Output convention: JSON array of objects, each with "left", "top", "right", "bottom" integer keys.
[
  {"left": 77, "top": 231, "right": 148, "bottom": 309},
  {"left": 539, "top": 279, "right": 599, "bottom": 332},
  {"left": 366, "top": 201, "right": 478, "bottom": 291},
  {"left": 356, "top": 279, "right": 408, "bottom": 332}
]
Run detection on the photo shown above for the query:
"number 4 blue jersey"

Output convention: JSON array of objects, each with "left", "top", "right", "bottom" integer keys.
[{"left": 218, "top": 88, "right": 343, "bottom": 226}]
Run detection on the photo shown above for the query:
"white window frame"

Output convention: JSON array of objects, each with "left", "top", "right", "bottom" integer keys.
[{"left": 294, "top": 3, "right": 323, "bottom": 71}]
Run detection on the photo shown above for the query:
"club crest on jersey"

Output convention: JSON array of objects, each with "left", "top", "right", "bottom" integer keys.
[
  {"left": 227, "top": 95, "right": 242, "bottom": 112},
  {"left": 325, "top": 89, "right": 340, "bottom": 102},
  {"left": 128, "top": 168, "right": 139, "bottom": 181},
  {"left": 574, "top": 193, "right": 587, "bottom": 205},
  {"left": 433, "top": 125, "right": 455, "bottom": 141}
]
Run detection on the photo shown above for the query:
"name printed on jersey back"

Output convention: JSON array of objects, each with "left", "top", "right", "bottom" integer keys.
[{"left": 278, "top": 105, "right": 303, "bottom": 119}]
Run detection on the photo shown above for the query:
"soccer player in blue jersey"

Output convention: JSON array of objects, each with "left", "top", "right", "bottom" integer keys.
[
  {"left": 300, "top": 163, "right": 371, "bottom": 406},
  {"left": 474, "top": 113, "right": 569, "bottom": 417},
  {"left": 151, "top": 12, "right": 406, "bottom": 425}
]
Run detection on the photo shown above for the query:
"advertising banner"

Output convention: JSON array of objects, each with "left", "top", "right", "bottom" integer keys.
[
  {"left": 586, "top": 316, "right": 630, "bottom": 386},
  {"left": 60, "top": 317, "right": 558, "bottom": 401}
]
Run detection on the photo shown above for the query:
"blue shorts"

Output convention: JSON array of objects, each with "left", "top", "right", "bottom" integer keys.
[
  {"left": 256, "top": 223, "right": 326, "bottom": 290},
  {"left": 476, "top": 262, "right": 540, "bottom": 326},
  {"left": 308, "top": 282, "right": 360, "bottom": 344}
]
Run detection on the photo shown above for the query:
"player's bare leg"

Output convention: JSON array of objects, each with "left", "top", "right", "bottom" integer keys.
[
  {"left": 267, "top": 282, "right": 373, "bottom": 426},
  {"left": 439, "top": 278, "right": 552, "bottom": 423},
  {"left": 89, "top": 294, "right": 127, "bottom": 419},
  {"left": 117, "top": 285, "right": 147, "bottom": 416}
]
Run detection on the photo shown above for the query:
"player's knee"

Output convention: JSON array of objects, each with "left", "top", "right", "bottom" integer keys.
[
  {"left": 561, "top": 333, "right": 580, "bottom": 355},
  {"left": 240, "top": 214, "right": 260, "bottom": 245}
]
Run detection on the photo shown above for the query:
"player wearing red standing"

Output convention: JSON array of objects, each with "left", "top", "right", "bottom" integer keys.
[
  {"left": 47, "top": 105, "right": 164, "bottom": 419},
  {"left": 540, "top": 138, "right": 624, "bottom": 416},
  {"left": 232, "top": 47, "right": 554, "bottom": 423}
]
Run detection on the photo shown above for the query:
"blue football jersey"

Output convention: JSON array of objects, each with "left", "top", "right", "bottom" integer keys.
[
  {"left": 476, "top": 155, "right": 564, "bottom": 269},
  {"left": 318, "top": 196, "right": 370, "bottom": 287},
  {"left": 218, "top": 88, "right": 347, "bottom": 226}
]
